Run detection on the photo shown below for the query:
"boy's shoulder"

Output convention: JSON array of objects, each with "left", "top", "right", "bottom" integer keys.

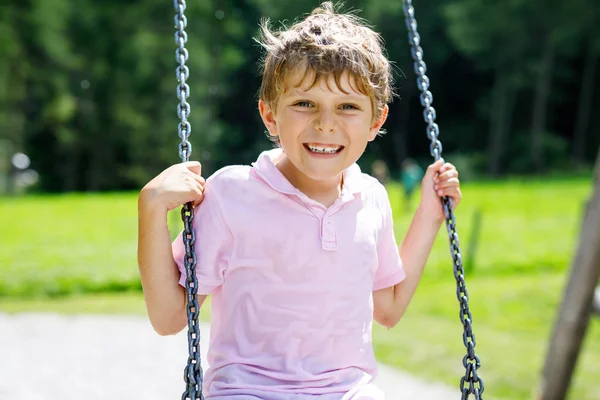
[
  {"left": 345, "top": 167, "right": 389, "bottom": 199},
  {"left": 209, "top": 164, "right": 251, "bottom": 179},
  {"left": 363, "top": 177, "right": 391, "bottom": 205},
  {"left": 206, "top": 164, "right": 253, "bottom": 188},
  {"left": 201, "top": 164, "right": 258, "bottom": 207},
  {"left": 349, "top": 171, "right": 394, "bottom": 214}
]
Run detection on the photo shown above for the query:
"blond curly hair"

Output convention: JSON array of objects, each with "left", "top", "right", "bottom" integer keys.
[{"left": 256, "top": 2, "right": 394, "bottom": 123}]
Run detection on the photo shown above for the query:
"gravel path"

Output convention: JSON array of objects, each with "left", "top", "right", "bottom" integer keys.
[{"left": 0, "top": 313, "right": 457, "bottom": 399}]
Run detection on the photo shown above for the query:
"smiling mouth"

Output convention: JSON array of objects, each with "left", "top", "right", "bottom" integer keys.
[{"left": 304, "top": 143, "right": 344, "bottom": 154}]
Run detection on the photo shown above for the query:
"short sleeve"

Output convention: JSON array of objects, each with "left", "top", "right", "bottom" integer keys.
[
  {"left": 172, "top": 180, "right": 233, "bottom": 295},
  {"left": 373, "top": 191, "right": 406, "bottom": 291}
]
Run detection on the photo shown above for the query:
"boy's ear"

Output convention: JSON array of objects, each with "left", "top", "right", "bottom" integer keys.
[
  {"left": 368, "top": 105, "right": 389, "bottom": 141},
  {"left": 259, "top": 99, "right": 279, "bottom": 137}
]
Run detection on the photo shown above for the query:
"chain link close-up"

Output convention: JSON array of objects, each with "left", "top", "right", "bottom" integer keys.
[
  {"left": 402, "top": 1, "right": 484, "bottom": 398},
  {"left": 175, "top": 0, "right": 204, "bottom": 399}
]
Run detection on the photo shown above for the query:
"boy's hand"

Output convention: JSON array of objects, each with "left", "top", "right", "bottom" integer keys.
[
  {"left": 139, "top": 161, "right": 205, "bottom": 213},
  {"left": 419, "top": 159, "right": 461, "bottom": 224}
]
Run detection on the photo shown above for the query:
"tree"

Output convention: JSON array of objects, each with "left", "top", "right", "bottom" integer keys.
[
  {"left": 444, "top": 0, "right": 530, "bottom": 175},
  {"left": 525, "top": 0, "right": 586, "bottom": 172},
  {"left": 364, "top": 0, "right": 454, "bottom": 172},
  {"left": 571, "top": 0, "right": 600, "bottom": 166}
]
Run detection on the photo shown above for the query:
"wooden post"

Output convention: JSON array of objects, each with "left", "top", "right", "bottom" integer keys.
[{"left": 539, "top": 147, "right": 600, "bottom": 400}]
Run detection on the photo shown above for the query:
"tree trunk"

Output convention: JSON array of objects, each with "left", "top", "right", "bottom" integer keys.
[
  {"left": 539, "top": 146, "right": 600, "bottom": 400},
  {"left": 86, "top": 76, "right": 112, "bottom": 191},
  {"left": 86, "top": 136, "right": 111, "bottom": 191},
  {"left": 393, "top": 79, "right": 415, "bottom": 169},
  {"left": 571, "top": 38, "right": 598, "bottom": 165},
  {"left": 530, "top": 37, "right": 556, "bottom": 172},
  {"left": 487, "top": 68, "right": 514, "bottom": 176},
  {"left": 61, "top": 136, "right": 80, "bottom": 192}
]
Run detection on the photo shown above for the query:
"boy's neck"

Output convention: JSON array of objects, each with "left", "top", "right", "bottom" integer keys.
[{"left": 276, "top": 156, "right": 342, "bottom": 207}]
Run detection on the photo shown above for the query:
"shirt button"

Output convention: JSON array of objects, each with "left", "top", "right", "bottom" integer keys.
[{"left": 322, "top": 241, "right": 337, "bottom": 251}]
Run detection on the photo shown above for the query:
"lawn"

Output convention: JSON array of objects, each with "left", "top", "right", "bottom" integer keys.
[{"left": 1, "top": 176, "right": 599, "bottom": 399}]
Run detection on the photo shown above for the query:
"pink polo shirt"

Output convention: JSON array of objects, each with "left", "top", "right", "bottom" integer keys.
[{"left": 173, "top": 148, "right": 405, "bottom": 399}]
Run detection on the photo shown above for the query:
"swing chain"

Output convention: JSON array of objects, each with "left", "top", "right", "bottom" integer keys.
[
  {"left": 175, "top": 1, "right": 204, "bottom": 399},
  {"left": 402, "top": 1, "right": 484, "bottom": 399},
  {"left": 176, "top": 0, "right": 192, "bottom": 163}
]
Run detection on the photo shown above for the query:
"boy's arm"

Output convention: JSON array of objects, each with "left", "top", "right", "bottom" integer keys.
[
  {"left": 373, "top": 160, "right": 461, "bottom": 328},
  {"left": 138, "top": 197, "right": 207, "bottom": 336},
  {"left": 373, "top": 205, "right": 441, "bottom": 328},
  {"left": 136, "top": 161, "right": 206, "bottom": 336}
]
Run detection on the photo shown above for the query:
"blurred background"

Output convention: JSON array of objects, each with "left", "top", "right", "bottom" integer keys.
[{"left": 1, "top": 1, "right": 599, "bottom": 399}]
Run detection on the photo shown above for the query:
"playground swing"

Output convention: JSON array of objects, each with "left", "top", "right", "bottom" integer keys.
[{"left": 172, "top": 0, "right": 484, "bottom": 399}]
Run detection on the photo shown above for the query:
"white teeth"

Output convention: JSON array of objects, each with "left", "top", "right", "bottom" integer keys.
[{"left": 307, "top": 145, "right": 341, "bottom": 154}]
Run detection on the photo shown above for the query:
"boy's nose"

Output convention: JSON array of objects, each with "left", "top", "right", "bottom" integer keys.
[{"left": 315, "top": 111, "right": 337, "bottom": 133}]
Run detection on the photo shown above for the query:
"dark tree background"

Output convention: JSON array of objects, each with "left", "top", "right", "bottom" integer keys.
[{"left": 1, "top": 0, "right": 598, "bottom": 192}]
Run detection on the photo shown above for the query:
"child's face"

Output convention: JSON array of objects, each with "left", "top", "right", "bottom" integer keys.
[{"left": 259, "top": 69, "right": 388, "bottom": 184}]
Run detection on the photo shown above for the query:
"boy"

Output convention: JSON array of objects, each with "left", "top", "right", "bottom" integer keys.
[{"left": 138, "top": 3, "right": 461, "bottom": 399}]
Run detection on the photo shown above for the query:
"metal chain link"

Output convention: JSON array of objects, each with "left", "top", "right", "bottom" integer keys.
[
  {"left": 402, "top": 1, "right": 484, "bottom": 398},
  {"left": 174, "top": 1, "right": 204, "bottom": 399}
]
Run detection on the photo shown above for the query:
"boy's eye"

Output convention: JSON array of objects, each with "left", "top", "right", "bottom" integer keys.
[
  {"left": 294, "top": 101, "right": 313, "bottom": 107},
  {"left": 340, "top": 104, "right": 359, "bottom": 110}
]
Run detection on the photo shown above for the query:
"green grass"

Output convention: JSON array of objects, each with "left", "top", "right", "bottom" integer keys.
[
  {"left": 387, "top": 177, "right": 591, "bottom": 279},
  {"left": 0, "top": 193, "right": 143, "bottom": 296},
  {"left": 1, "top": 176, "right": 599, "bottom": 399},
  {"left": 0, "top": 192, "right": 184, "bottom": 297}
]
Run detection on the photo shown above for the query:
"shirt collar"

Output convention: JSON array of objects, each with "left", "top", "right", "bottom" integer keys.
[{"left": 251, "top": 148, "right": 377, "bottom": 197}]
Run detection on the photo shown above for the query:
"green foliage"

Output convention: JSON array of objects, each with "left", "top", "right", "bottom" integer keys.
[
  {"left": 0, "top": 0, "right": 598, "bottom": 191},
  {"left": 507, "top": 130, "right": 571, "bottom": 173}
]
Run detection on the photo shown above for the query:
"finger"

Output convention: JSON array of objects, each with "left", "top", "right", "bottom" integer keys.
[
  {"left": 435, "top": 177, "right": 460, "bottom": 190},
  {"left": 439, "top": 162, "right": 455, "bottom": 173},
  {"left": 439, "top": 187, "right": 462, "bottom": 203},
  {"left": 193, "top": 177, "right": 205, "bottom": 194},
  {"left": 424, "top": 159, "right": 444, "bottom": 179},
  {"left": 191, "top": 186, "right": 205, "bottom": 207},
  {"left": 450, "top": 193, "right": 462, "bottom": 210},
  {"left": 434, "top": 169, "right": 458, "bottom": 183},
  {"left": 441, "top": 195, "right": 461, "bottom": 211},
  {"left": 184, "top": 174, "right": 205, "bottom": 191},
  {"left": 184, "top": 161, "right": 202, "bottom": 175},
  {"left": 184, "top": 169, "right": 205, "bottom": 189},
  {"left": 192, "top": 174, "right": 206, "bottom": 188},
  {"left": 183, "top": 169, "right": 206, "bottom": 185},
  {"left": 439, "top": 187, "right": 461, "bottom": 199}
]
